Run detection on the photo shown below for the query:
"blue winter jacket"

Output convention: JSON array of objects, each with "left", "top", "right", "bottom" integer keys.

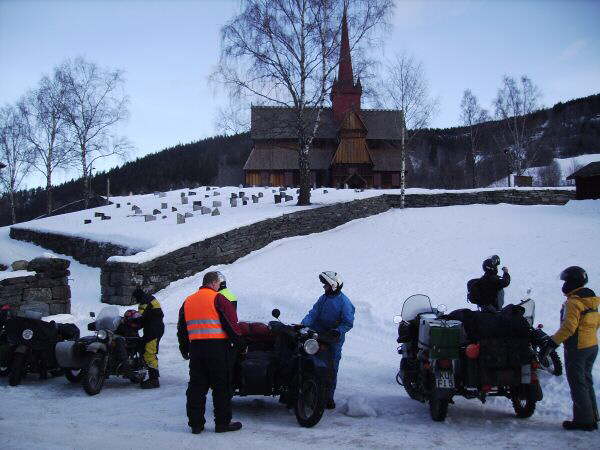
[{"left": 301, "top": 291, "right": 355, "bottom": 357}]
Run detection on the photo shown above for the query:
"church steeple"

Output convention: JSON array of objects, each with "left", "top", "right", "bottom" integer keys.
[{"left": 330, "top": 11, "right": 362, "bottom": 122}]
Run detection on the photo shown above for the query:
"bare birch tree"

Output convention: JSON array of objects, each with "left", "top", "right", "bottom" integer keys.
[
  {"left": 493, "top": 75, "right": 542, "bottom": 182},
  {"left": 56, "top": 57, "right": 131, "bottom": 208},
  {"left": 18, "top": 74, "right": 74, "bottom": 215},
  {"left": 213, "top": 0, "right": 392, "bottom": 205},
  {"left": 0, "top": 105, "right": 33, "bottom": 223},
  {"left": 380, "top": 52, "right": 437, "bottom": 208},
  {"left": 460, "top": 89, "right": 489, "bottom": 188}
]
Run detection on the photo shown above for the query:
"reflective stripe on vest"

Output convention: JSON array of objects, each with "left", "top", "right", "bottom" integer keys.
[{"left": 184, "top": 288, "right": 227, "bottom": 340}]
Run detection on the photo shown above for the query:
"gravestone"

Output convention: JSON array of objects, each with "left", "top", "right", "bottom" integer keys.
[
  {"left": 213, "top": 191, "right": 220, "bottom": 196},
  {"left": 205, "top": 195, "right": 209, "bottom": 198},
  {"left": 279, "top": 187, "right": 286, "bottom": 192},
  {"left": 238, "top": 184, "right": 243, "bottom": 189},
  {"left": 206, "top": 186, "right": 211, "bottom": 191},
  {"left": 258, "top": 192, "right": 263, "bottom": 198},
  {"left": 252, "top": 195, "right": 259, "bottom": 203},
  {"left": 193, "top": 204, "right": 202, "bottom": 211},
  {"left": 177, "top": 214, "right": 185, "bottom": 224},
  {"left": 231, "top": 193, "right": 238, "bottom": 199},
  {"left": 152, "top": 209, "right": 160, "bottom": 215},
  {"left": 239, "top": 191, "right": 245, "bottom": 198},
  {"left": 274, "top": 195, "right": 281, "bottom": 204},
  {"left": 285, "top": 195, "right": 293, "bottom": 202},
  {"left": 116, "top": 203, "right": 121, "bottom": 208},
  {"left": 94, "top": 212, "right": 104, "bottom": 218},
  {"left": 184, "top": 212, "right": 194, "bottom": 218},
  {"left": 127, "top": 202, "right": 131, "bottom": 205},
  {"left": 131, "top": 205, "right": 138, "bottom": 211},
  {"left": 180, "top": 192, "right": 186, "bottom": 197},
  {"left": 144, "top": 215, "right": 156, "bottom": 222},
  {"left": 101, "top": 216, "right": 111, "bottom": 220},
  {"left": 159, "top": 192, "right": 166, "bottom": 198},
  {"left": 171, "top": 206, "right": 177, "bottom": 212},
  {"left": 344, "top": 183, "right": 348, "bottom": 189},
  {"left": 243, "top": 200, "right": 248, "bottom": 206},
  {"left": 84, "top": 219, "right": 91, "bottom": 224},
  {"left": 162, "top": 216, "right": 167, "bottom": 219},
  {"left": 161, "top": 203, "right": 167, "bottom": 209},
  {"left": 212, "top": 200, "right": 222, "bottom": 207},
  {"left": 323, "top": 190, "right": 328, "bottom": 194},
  {"left": 181, "top": 196, "right": 188, "bottom": 205},
  {"left": 272, "top": 189, "right": 276, "bottom": 193},
  {"left": 200, "top": 206, "right": 211, "bottom": 215},
  {"left": 230, "top": 198, "right": 238, "bottom": 207},
  {"left": 211, "top": 208, "right": 220, "bottom": 216},
  {"left": 193, "top": 200, "right": 202, "bottom": 207},
  {"left": 188, "top": 191, "right": 196, "bottom": 196}
]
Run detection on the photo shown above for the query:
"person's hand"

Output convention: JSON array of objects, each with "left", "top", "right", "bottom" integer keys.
[
  {"left": 502, "top": 266, "right": 509, "bottom": 273},
  {"left": 540, "top": 336, "right": 559, "bottom": 357}
]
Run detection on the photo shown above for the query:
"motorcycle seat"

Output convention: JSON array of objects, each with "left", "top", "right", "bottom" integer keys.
[{"left": 239, "top": 322, "right": 275, "bottom": 342}]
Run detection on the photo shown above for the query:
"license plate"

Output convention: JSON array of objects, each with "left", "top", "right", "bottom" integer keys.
[{"left": 436, "top": 370, "right": 454, "bottom": 388}]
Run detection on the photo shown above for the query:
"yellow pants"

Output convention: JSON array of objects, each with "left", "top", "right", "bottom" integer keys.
[{"left": 143, "top": 338, "right": 159, "bottom": 369}]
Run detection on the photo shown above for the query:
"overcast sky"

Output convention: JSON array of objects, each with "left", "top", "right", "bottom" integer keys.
[{"left": 1, "top": 0, "right": 599, "bottom": 185}]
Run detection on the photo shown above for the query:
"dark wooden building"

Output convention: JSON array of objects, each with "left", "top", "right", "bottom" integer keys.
[
  {"left": 567, "top": 161, "right": 600, "bottom": 199},
  {"left": 244, "top": 15, "right": 404, "bottom": 189}
]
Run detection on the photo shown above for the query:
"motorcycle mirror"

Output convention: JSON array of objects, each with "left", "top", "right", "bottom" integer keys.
[
  {"left": 537, "top": 324, "right": 543, "bottom": 329},
  {"left": 393, "top": 314, "right": 402, "bottom": 324},
  {"left": 89, "top": 312, "right": 96, "bottom": 318},
  {"left": 271, "top": 309, "right": 280, "bottom": 319}
]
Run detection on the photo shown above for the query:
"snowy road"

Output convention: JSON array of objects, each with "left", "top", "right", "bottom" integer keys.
[{"left": 1, "top": 200, "right": 599, "bottom": 449}]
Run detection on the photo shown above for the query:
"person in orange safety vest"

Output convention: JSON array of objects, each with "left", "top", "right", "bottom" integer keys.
[{"left": 177, "top": 271, "right": 244, "bottom": 434}]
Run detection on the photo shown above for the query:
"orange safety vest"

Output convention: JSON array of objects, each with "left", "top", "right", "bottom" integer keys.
[{"left": 184, "top": 288, "right": 228, "bottom": 340}]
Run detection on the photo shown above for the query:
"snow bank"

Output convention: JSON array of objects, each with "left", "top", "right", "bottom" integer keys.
[
  {"left": 340, "top": 395, "right": 378, "bottom": 418},
  {"left": 0, "top": 270, "right": 36, "bottom": 281}
]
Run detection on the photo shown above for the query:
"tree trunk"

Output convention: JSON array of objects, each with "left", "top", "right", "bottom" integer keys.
[
  {"left": 46, "top": 173, "right": 53, "bottom": 215},
  {"left": 298, "top": 141, "right": 311, "bottom": 206},
  {"left": 82, "top": 145, "right": 90, "bottom": 209},
  {"left": 9, "top": 190, "right": 16, "bottom": 224},
  {"left": 400, "top": 126, "right": 406, "bottom": 209}
]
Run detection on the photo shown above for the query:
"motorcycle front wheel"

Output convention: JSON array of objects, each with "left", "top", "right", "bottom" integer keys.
[
  {"left": 545, "top": 351, "right": 563, "bottom": 377},
  {"left": 294, "top": 373, "right": 326, "bottom": 428},
  {"left": 8, "top": 353, "right": 26, "bottom": 386},
  {"left": 429, "top": 397, "right": 449, "bottom": 422},
  {"left": 65, "top": 368, "right": 84, "bottom": 383},
  {"left": 82, "top": 354, "right": 106, "bottom": 396}
]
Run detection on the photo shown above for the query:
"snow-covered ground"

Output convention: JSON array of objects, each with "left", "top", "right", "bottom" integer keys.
[
  {"left": 489, "top": 153, "right": 600, "bottom": 187},
  {"left": 11, "top": 185, "right": 573, "bottom": 264},
  {"left": 1, "top": 200, "right": 599, "bottom": 449}
]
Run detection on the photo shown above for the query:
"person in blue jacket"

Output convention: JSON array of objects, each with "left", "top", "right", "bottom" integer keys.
[{"left": 301, "top": 271, "right": 355, "bottom": 409}]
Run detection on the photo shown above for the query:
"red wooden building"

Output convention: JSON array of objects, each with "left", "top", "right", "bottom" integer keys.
[{"left": 244, "top": 14, "right": 404, "bottom": 189}]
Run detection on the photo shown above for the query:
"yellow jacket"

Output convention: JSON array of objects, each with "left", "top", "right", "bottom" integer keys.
[{"left": 552, "top": 287, "right": 600, "bottom": 349}]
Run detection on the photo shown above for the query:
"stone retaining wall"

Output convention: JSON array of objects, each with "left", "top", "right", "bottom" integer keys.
[
  {"left": 100, "top": 189, "right": 574, "bottom": 305},
  {"left": 0, "top": 257, "right": 72, "bottom": 315},
  {"left": 9, "top": 228, "right": 141, "bottom": 268}
]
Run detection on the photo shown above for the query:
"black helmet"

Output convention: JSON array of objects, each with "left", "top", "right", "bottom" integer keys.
[
  {"left": 560, "top": 266, "right": 588, "bottom": 293},
  {"left": 482, "top": 255, "right": 500, "bottom": 273}
]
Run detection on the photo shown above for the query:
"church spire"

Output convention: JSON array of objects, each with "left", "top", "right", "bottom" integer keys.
[
  {"left": 330, "top": 10, "right": 362, "bottom": 122},
  {"left": 337, "top": 10, "right": 353, "bottom": 86}
]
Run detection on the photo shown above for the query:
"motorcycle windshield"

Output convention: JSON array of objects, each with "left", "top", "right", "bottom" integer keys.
[
  {"left": 401, "top": 294, "right": 434, "bottom": 321},
  {"left": 521, "top": 298, "right": 535, "bottom": 326},
  {"left": 95, "top": 306, "right": 122, "bottom": 332}
]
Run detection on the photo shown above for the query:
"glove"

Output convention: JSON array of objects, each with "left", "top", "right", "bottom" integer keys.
[{"left": 541, "top": 336, "right": 559, "bottom": 357}]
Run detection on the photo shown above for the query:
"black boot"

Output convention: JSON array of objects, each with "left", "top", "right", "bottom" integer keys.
[
  {"left": 141, "top": 368, "right": 160, "bottom": 389},
  {"left": 562, "top": 420, "right": 596, "bottom": 431},
  {"left": 215, "top": 421, "right": 242, "bottom": 433}
]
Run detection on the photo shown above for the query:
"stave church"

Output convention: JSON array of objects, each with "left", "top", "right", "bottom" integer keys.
[{"left": 243, "top": 14, "right": 404, "bottom": 189}]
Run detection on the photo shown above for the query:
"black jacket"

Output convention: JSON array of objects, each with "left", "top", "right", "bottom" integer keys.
[
  {"left": 477, "top": 271, "right": 511, "bottom": 308},
  {"left": 138, "top": 295, "right": 165, "bottom": 342}
]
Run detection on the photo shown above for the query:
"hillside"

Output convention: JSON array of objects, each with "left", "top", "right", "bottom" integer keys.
[{"left": 1, "top": 93, "right": 598, "bottom": 226}]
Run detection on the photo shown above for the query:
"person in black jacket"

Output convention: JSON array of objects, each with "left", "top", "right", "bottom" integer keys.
[
  {"left": 132, "top": 287, "right": 165, "bottom": 389},
  {"left": 469, "top": 255, "right": 511, "bottom": 312}
]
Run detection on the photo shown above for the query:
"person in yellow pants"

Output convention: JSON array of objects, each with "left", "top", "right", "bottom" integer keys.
[{"left": 132, "top": 287, "right": 165, "bottom": 389}]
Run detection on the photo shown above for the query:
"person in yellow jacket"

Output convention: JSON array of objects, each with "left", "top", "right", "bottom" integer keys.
[
  {"left": 216, "top": 271, "right": 237, "bottom": 310},
  {"left": 543, "top": 266, "right": 600, "bottom": 431},
  {"left": 132, "top": 287, "right": 164, "bottom": 389}
]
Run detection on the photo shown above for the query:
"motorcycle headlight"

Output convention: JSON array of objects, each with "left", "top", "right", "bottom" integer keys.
[
  {"left": 97, "top": 330, "right": 108, "bottom": 342},
  {"left": 303, "top": 338, "right": 319, "bottom": 355}
]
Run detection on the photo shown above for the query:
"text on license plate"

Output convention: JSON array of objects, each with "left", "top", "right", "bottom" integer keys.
[{"left": 436, "top": 370, "right": 454, "bottom": 388}]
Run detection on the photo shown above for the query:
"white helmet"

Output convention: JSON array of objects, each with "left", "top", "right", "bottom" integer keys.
[
  {"left": 319, "top": 271, "right": 343, "bottom": 292},
  {"left": 216, "top": 271, "right": 227, "bottom": 289}
]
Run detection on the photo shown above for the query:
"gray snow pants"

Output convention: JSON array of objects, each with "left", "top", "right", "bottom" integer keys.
[{"left": 564, "top": 343, "right": 598, "bottom": 424}]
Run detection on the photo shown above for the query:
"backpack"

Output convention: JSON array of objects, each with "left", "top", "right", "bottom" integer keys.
[{"left": 467, "top": 278, "right": 481, "bottom": 305}]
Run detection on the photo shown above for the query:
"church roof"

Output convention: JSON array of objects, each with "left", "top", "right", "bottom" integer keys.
[{"left": 250, "top": 106, "right": 403, "bottom": 141}]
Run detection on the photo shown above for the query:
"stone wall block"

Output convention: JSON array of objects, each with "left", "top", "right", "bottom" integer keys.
[
  {"left": 23, "top": 287, "right": 53, "bottom": 303},
  {"left": 51, "top": 286, "right": 71, "bottom": 300}
]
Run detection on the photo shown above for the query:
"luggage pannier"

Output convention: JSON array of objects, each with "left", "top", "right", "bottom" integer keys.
[
  {"left": 240, "top": 351, "right": 276, "bottom": 395},
  {"left": 418, "top": 318, "right": 462, "bottom": 359}
]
